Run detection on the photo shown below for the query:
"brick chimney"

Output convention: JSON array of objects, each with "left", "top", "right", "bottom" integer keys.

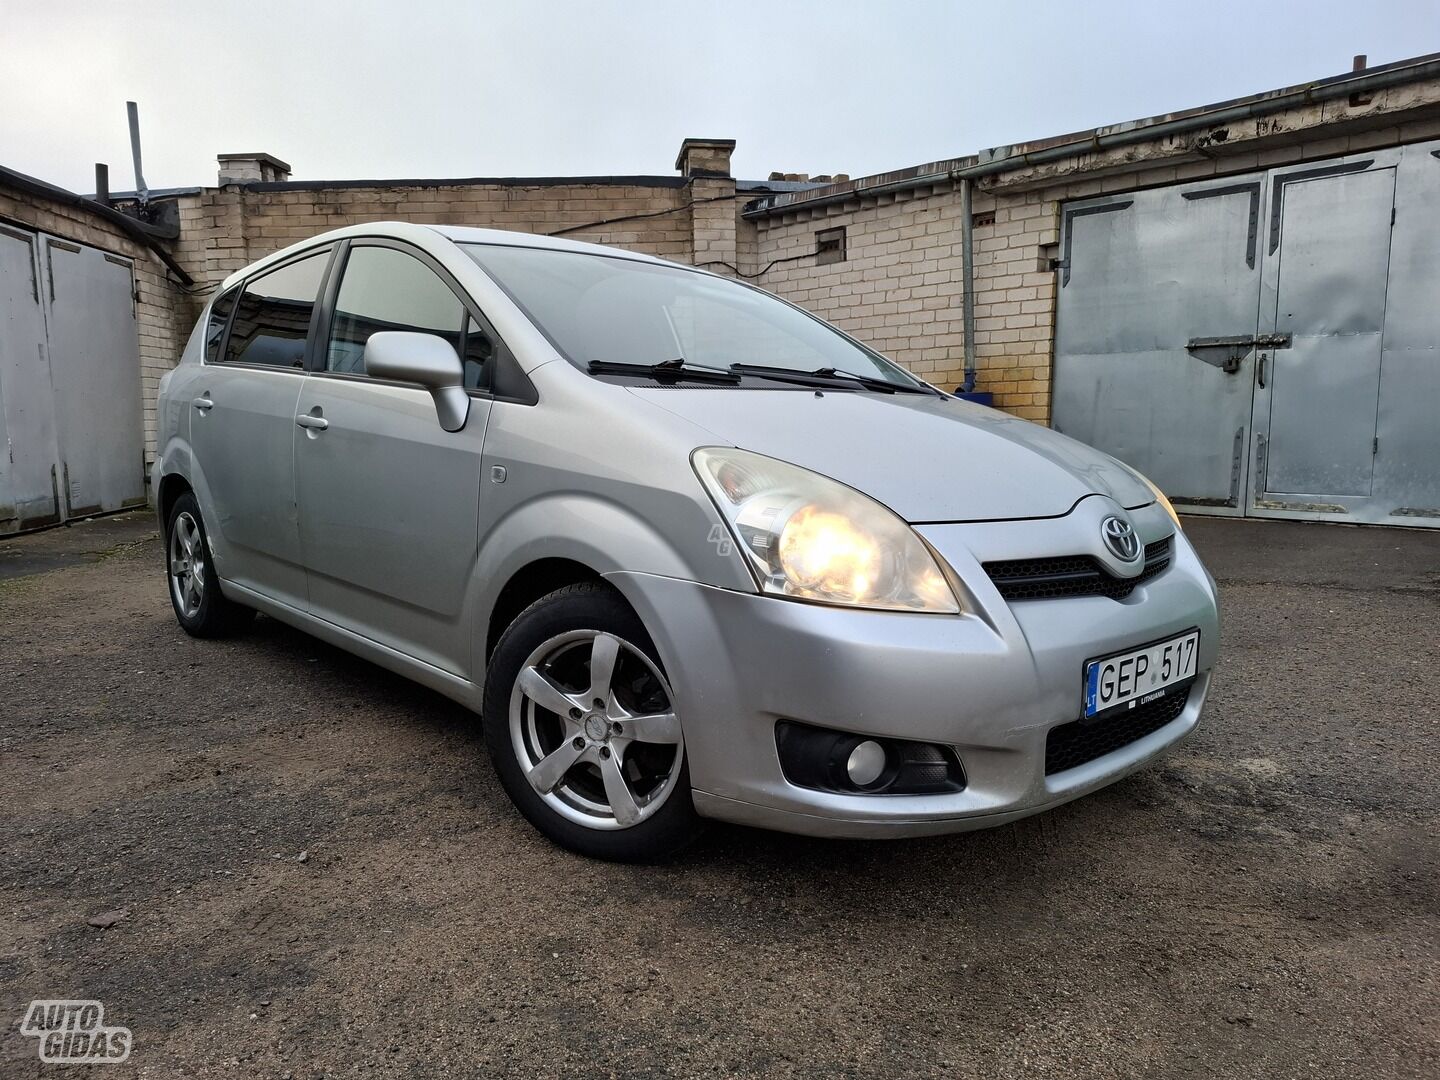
[
  {"left": 217, "top": 152, "right": 292, "bottom": 185},
  {"left": 675, "top": 138, "right": 735, "bottom": 179}
]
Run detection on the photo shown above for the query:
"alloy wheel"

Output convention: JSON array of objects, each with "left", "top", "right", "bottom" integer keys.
[
  {"left": 169, "top": 511, "right": 206, "bottom": 619},
  {"left": 509, "top": 629, "right": 684, "bottom": 830}
]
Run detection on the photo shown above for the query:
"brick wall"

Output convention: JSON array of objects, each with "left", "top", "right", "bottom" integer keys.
[
  {"left": 739, "top": 188, "right": 1058, "bottom": 419},
  {"left": 170, "top": 178, "right": 714, "bottom": 302}
]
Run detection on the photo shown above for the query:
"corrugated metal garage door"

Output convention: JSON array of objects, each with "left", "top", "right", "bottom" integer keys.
[
  {"left": 0, "top": 225, "right": 145, "bottom": 533},
  {"left": 1053, "top": 139, "right": 1440, "bottom": 527}
]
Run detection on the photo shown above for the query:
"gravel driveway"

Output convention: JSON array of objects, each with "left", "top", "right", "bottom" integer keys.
[{"left": 1, "top": 513, "right": 1436, "bottom": 1078}]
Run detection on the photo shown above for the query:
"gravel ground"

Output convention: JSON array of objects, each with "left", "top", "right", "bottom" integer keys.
[{"left": 0, "top": 513, "right": 1436, "bottom": 1078}]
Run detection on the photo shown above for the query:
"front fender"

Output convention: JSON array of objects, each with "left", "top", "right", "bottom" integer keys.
[{"left": 469, "top": 491, "right": 757, "bottom": 678}]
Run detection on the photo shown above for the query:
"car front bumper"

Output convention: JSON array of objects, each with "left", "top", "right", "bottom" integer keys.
[{"left": 608, "top": 502, "right": 1219, "bottom": 839}]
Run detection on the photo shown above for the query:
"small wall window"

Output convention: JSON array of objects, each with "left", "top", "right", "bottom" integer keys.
[{"left": 815, "top": 226, "right": 846, "bottom": 265}]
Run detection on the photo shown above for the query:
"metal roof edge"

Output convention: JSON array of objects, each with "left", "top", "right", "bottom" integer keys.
[{"left": 744, "top": 51, "right": 1440, "bottom": 219}]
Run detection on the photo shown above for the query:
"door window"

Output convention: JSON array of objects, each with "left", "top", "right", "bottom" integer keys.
[
  {"left": 326, "top": 246, "right": 482, "bottom": 388},
  {"left": 205, "top": 287, "right": 238, "bottom": 362},
  {"left": 223, "top": 249, "right": 331, "bottom": 368},
  {"left": 461, "top": 316, "right": 495, "bottom": 389}
]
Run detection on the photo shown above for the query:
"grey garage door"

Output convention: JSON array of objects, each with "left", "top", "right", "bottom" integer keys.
[
  {"left": 1053, "top": 139, "right": 1440, "bottom": 527},
  {"left": 0, "top": 226, "right": 145, "bottom": 533}
]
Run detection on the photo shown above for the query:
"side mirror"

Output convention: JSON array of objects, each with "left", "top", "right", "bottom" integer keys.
[{"left": 363, "top": 331, "right": 470, "bottom": 432}]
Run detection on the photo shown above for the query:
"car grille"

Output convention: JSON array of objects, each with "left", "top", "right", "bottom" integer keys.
[
  {"left": 983, "top": 536, "right": 1172, "bottom": 601},
  {"left": 1043, "top": 682, "right": 1192, "bottom": 775}
]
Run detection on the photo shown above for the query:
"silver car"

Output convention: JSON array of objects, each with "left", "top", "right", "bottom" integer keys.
[{"left": 153, "top": 222, "right": 1219, "bottom": 861}]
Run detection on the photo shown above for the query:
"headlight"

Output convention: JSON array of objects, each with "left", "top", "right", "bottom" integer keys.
[
  {"left": 692, "top": 448, "right": 960, "bottom": 613},
  {"left": 1138, "top": 473, "right": 1182, "bottom": 530}
]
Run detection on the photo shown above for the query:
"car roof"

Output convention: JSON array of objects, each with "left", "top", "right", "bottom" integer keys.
[
  {"left": 219, "top": 221, "right": 676, "bottom": 293},
  {"left": 428, "top": 224, "right": 670, "bottom": 263}
]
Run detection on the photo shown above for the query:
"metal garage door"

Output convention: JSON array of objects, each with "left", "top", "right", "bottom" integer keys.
[
  {"left": 1053, "top": 139, "right": 1440, "bottom": 527},
  {"left": 0, "top": 226, "right": 145, "bottom": 534}
]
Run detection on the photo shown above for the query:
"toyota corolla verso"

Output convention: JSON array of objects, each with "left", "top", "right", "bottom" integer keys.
[{"left": 153, "top": 222, "right": 1219, "bottom": 861}]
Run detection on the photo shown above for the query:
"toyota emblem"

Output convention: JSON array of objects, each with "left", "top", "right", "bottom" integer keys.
[{"left": 1101, "top": 516, "right": 1141, "bottom": 562}]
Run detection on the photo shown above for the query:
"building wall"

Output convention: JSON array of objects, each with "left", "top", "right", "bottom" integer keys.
[
  {"left": 93, "top": 173, "right": 734, "bottom": 465},
  {"left": 9, "top": 66, "right": 1439, "bottom": 484},
  {"left": 169, "top": 178, "right": 712, "bottom": 299},
  {"left": 742, "top": 76, "right": 1440, "bottom": 422}
]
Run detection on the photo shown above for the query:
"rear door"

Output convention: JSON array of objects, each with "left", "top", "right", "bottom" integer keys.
[
  {"left": 294, "top": 240, "right": 494, "bottom": 675},
  {"left": 188, "top": 247, "right": 332, "bottom": 608}
]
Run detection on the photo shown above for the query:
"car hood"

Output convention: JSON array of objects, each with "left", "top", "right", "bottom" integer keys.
[{"left": 628, "top": 388, "right": 1153, "bottom": 523}]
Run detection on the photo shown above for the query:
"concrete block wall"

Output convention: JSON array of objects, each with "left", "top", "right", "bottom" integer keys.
[
  {"left": 743, "top": 186, "right": 1056, "bottom": 419},
  {"left": 170, "top": 179, "right": 706, "bottom": 301}
]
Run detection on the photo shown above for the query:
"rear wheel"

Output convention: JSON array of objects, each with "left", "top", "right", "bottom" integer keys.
[
  {"left": 165, "top": 492, "right": 253, "bottom": 638},
  {"left": 483, "top": 582, "right": 702, "bottom": 861}
]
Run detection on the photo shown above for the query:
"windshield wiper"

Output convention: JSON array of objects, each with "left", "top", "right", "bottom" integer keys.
[
  {"left": 588, "top": 358, "right": 740, "bottom": 384},
  {"left": 729, "top": 363, "right": 936, "bottom": 395}
]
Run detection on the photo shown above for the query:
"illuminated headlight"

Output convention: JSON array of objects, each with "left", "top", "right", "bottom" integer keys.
[
  {"left": 1136, "top": 472, "right": 1182, "bottom": 530},
  {"left": 692, "top": 447, "right": 960, "bottom": 613}
]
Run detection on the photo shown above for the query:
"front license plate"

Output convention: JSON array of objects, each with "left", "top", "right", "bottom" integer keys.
[{"left": 1084, "top": 630, "right": 1200, "bottom": 719}]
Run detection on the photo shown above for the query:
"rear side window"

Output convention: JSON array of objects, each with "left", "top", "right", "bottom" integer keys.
[
  {"left": 223, "top": 248, "right": 331, "bottom": 368},
  {"left": 325, "top": 246, "right": 479, "bottom": 387},
  {"left": 204, "top": 288, "right": 237, "bottom": 362}
]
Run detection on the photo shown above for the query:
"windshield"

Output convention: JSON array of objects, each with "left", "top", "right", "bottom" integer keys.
[{"left": 460, "top": 243, "right": 929, "bottom": 390}]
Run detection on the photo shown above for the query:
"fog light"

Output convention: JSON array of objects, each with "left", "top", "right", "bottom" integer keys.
[
  {"left": 774, "top": 721, "right": 966, "bottom": 795},
  {"left": 846, "top": 740, "right": 887, "bottom": 786}
]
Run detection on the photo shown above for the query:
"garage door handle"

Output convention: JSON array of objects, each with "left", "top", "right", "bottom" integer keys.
[
  {"left": 1257, "top": 352, "right": 1267, "bottom": 389},
  {"left": 192, "top": 395, "right": 214, "bottom": 412},
  {"left": 295, "top": 413, "right": 329, "bottom": 431}
]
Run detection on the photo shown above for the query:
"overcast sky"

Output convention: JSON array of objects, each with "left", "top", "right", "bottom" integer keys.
[{"left": 4, "top": 0, "right": 1438, "bottom": 193}]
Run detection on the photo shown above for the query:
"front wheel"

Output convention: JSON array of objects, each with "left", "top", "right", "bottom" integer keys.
[{"left": 483, "top": 582, "right": 703, "bottom": 862}]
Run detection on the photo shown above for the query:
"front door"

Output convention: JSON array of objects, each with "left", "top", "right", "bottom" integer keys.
[
  {"left": 295, "top": 241, "right": 493, "bottom": 676},
  {"left": 1251, "top": 166, "right": 1396, "bottom": 512},
  {"left": 188, "top": 247, "right": 332, "bottom": 608}
]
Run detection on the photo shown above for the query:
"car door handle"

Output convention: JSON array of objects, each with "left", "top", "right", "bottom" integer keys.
[
  {"left": 192, "top": 395, "right": 214, "bottom": 412},
  {"left": 295, "top": 413, "right": 329, "bottom": 431}
]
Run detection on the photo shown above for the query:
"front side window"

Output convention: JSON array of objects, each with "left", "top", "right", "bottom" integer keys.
[
  {"left": 461, "top": 243, "right": 926, "bottom": 389},
  {"left": 326, "top": 246, "right": 481, "bottom": 387},
  {"left": 223, "top": 248, "right": 331, "bottom": 368}
]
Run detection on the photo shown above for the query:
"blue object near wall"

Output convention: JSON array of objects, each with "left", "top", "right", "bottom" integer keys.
[{"left": 953, "top": 391, "right": 994, "bottom": 406}]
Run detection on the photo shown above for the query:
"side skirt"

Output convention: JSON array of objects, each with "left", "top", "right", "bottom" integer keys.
[{"left": 222, "top": 580, "right": 484, "bottom": 712}]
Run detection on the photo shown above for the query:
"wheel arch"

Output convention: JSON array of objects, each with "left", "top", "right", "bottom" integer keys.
[
  {"left": 472, "top": 491, "right": 752, "bottom": 676},
  {"left": 485, "top": 557, "right": 610, "bottom": 659},
  {"left": 157, "top": 471, "right": 193, "bottom": 529}
]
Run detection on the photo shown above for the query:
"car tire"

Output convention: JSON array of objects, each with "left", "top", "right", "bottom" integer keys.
[
  {"left": 483, "top": 581, "right": 703, "bottom": 862},
  {"left": 165, "top": 492, "right": 254, "bottom": 638}
]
